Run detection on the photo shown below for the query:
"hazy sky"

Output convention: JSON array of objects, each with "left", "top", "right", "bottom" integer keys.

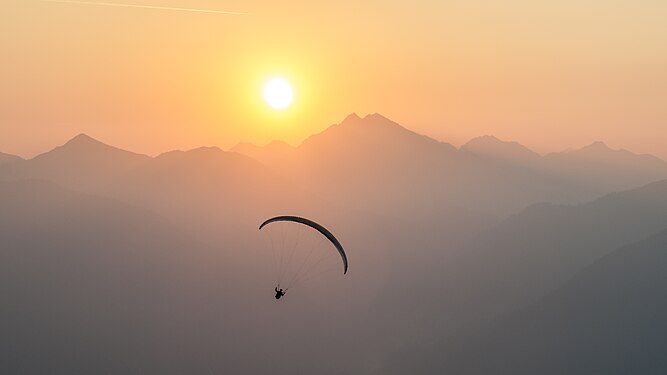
[{"left": 2, "top": 0, "right": 666, "bottom": 158}]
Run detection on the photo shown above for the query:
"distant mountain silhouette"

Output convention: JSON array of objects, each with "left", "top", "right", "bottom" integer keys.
[
  {"left": 444, "top": 227, "right": 667, "bottom": 375},
  {"left": 0, "top": 151, "right": 23, "bottom": 166},
  {"left": 440, "top": 178, "right": 667, "bottom": 320},
  {"left": 542, "top": 140, "right": 667, "bottom": 195},
  {"left": 4, "top": 115, "right": 666, "bottom": 220},
  {"left": 98, "top": 146, "right": 305, "bottom": 238},
  {"left": 0, "top": 134, "right": 150, "bottom": 190},
  {"left": 291, "top": 113, "right": 472, "bottom": 217},
  {"left": 461, "top": 135, "right": 541, "bottom": 166},
  {"left": 285, "top": 113, "right": 667, "bottom": 217},
  {"left": 301, "top": 112, "right": 456, "bottom": 153},
  {"left": 231, "top": 140, "right": 294, "bottom": 166},
  {"left": 5, "top": 115, "right": 667, "bottom": 374},
  {"left": 380, "top": 177, "right": 667, "bottom": 374},
  {"left": 461, "top": 135, "right": 667, "bottom": 199}
]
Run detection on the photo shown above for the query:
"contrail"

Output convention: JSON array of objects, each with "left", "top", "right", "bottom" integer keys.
[{"left": 40, "top": 0, "right": 248, "bottom": 15}]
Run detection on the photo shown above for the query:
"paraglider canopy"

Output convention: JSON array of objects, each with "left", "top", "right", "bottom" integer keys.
[{"left": 259, "top": 215, "right": 348, "bottom": 274}]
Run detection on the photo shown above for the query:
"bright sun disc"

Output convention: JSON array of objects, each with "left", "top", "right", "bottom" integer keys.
[{"left": 263, "top": 78, "right": 293, "bottom": 110}]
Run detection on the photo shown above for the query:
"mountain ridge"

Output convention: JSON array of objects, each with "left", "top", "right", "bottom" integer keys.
[
  {"left": 1, "top": 133, "right": 151, "bottom": 191},
  {"left": 0, "top": 151, "right": 23, "bottom": 166},
  {"left": 452, "top": 226, "right": 667, "bottom": 374},
  {"left": 3, "top": 114, "right": 667, "bottom": 219}
]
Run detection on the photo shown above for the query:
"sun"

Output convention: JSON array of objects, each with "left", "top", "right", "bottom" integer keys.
[{"left": 263, "top": 77, "right": 293, "bottom": 110}]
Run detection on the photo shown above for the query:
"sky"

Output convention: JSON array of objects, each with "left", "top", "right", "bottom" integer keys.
[{"left": 1, "top": 0, "right": 666, "bottom": 158}]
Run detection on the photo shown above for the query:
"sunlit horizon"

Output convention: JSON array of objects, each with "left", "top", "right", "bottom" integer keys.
[
  {"left": 2, "top": 1, "right": 666, "bottom": 159},
  {"left": 3, "top": 2, "right": 667, "bottom": 373}
]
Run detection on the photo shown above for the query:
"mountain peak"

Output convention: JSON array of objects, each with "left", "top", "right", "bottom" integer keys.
[
  {"left": 15, "top": 133, "right": 150, "bottom": 191},
  {"left": 463, "top": 135, "right": 503, "bottom": 147},
  {"left": 364, "top": 112, "right": 390, "bottom": 121},
  {"left": 462, "top": 135, "right": 540, "bottom": 162},
  {"left": 64, "top": 133, "right": 104, "bottom": 147},
  {"left": 30, "top": 133, "right": 149, "bottom": 164},
  {"left": 53, "top": 133, "right": 130, "bottom": 156},
  {"left": 336, "top": 112, "right": 405, "bottom": 133},
  {"left": 581, "top": 141, "right": 610, "bottom": 152},
  {"left": 338, "top": 112, "right": 394, "bottom": 126},
  {"left": 342, "top": 112, "right": 361, "bottom": 123},
  {"left": 190, "top": 146, "right": 223, "bottom": 153},
  {"left": 300, "top": 112, "right": 456, "bottom": 157}
]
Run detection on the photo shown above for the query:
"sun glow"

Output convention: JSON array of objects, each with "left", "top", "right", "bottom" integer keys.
[{"left": 263, "top": 78, "right": 293, "bottom": 110}]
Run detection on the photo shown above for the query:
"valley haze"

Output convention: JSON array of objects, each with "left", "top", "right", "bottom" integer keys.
[{"left": 2, "top": 113, "right": 667, "bottom": 373}]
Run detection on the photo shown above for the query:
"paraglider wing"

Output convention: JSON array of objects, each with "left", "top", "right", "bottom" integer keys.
[{"left": 259, "top": 216, "right": 348, "bottom": 274}]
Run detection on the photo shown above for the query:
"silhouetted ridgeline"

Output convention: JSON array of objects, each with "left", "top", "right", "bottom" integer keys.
[
  {"left": 2, "top": 114, "right": 667, "bottom": 373},
  {"left": 0, "top": 151, "right": 23, "bottom": 166},
  {"left": 388, "top": 228, "right": 667, "bottom": 375}
]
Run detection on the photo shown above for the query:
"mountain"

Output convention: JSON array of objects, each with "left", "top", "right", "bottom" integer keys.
[
  {"left": 231, "top": 140, "right": 294, "bottom": 166},
  {"left": 287, "top": 113, "right": 613, "bottom": 218},
  {"left": 543, "top": 141, "right": 667, "bottom": 196},
  {"left": 461, "top": 136, "right": 667, "bottom": 201},
  {"left": 436, "top": 178, "right": 667, "bottom": 321},
  {"left": 301, "top": 113, "right": 456, "bottom": 153},
  {"left": 381, "top": 181, "right": 667, "bottom": 374},
  {"left": 445, "top": 227, "right": 667, "bottom": 375},
  {"left": 461, "top": 135, "right": 541, "bottom": 166},
  {"left": 5, "top": 115, "right": 665, "bottom": 222},
  {"left": 0, "top": 179, "right": 226, "bottom": 374},
  {"left": 291, "top": 113, "right": 513, "bottom": 219},
  {"left": 0, "top": 134, "right": 151, "bottom": 191},
  {"left": 97, "top": 146, "right": 307, "bottom": 239},
  {"left": 0, "top": 151, "right": 22, "bottom": 166},
  {"left": 362, "top": 177, "right": 667, "bottom": 372},
  {"left": 0, "top": 179, "right": 410, "bottom": 375},
  {"left": 5, "top": 118, "right": 667, "bottom": 374}
]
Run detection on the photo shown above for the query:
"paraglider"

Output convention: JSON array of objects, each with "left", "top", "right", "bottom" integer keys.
[{"left": 259, "top": 215, "right": 348, "bottom": 299}]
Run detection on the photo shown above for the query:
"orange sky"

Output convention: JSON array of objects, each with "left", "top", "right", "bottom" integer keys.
[{"left": 1, "top": 1, "right": 666, "bottom": 158}]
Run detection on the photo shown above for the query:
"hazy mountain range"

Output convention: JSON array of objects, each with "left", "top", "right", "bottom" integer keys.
[
  {"left": 385, "top": 226, "right": 667, "bottom": 375},
  {"left": 0, "top": 151, "right": 23, "bottom": 166},
  {"left": 233, "top": 113, "right": 667, "bottom": 217},
  {"left": 2, "top": 113, "right": 667, "bottom": 373},
  {"left": 461, "top": 227, "right": 667, "bottom": 375},
  {"left": 3, "top": 113, "right": 666, "bottom": 221}
]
